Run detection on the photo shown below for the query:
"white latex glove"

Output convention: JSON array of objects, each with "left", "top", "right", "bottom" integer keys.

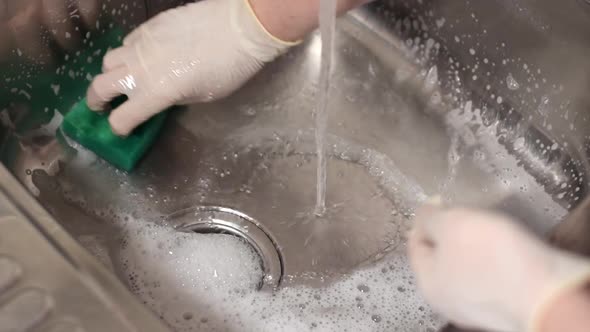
[
  {"left": 87, "top": 0, "right": 296, "bottom": 136},
  {"left": 408, "top": 204, "right": 590, "bottom": 332}
]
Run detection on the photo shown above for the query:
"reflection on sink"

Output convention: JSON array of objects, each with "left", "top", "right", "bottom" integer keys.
[{"left": 2, "top": 1, "right": 590, "bottom": 331}]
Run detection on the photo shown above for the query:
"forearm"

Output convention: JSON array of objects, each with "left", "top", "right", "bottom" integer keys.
[
  {"left": 539, "top": 284, "right": 590, "bottom": 332},
  {"left": 249, "top": 0, "right": 369, "bottom": 42}
]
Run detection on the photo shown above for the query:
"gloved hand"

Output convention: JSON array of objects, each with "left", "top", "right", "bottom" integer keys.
[
  {"left": 87, "top": 0, "right": 297, "bottom": 136},
  {"left": 408, "top": 204, "right": 590, "bottom": 332}
]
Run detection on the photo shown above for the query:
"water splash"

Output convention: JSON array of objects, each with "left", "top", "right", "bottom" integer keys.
[
  {"left": 440, "top": 133, "right": 461, "bottom": 196},
  {"left": 314, "top": 0, "right": 337, "bottom": 216},
  {"left": 506, "top": 73, "right": 520, "bottom": 90},
  {"left": 424, "top": 65, "right": 439, "bottom": 91}
]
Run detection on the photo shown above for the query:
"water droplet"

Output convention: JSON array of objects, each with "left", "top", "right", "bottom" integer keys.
[
  {"left": 506, "top": 73, "right": 520, "bottom": 90},
  {"left": 357, "top": 284, "right": 370, "bottom": 293},
  {"left": 424, "top": 66, "right": 438, "bottom": 90},
  {"left": 538, "top": 96, "right": 550, "bottom": 115}
]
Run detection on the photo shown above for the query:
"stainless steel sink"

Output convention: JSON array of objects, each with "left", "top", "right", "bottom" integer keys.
[{"left": 1, "top": 0, "right": 590, "bottom": 331}]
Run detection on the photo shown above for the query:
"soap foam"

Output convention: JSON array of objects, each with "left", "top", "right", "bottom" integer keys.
[
  {"left": 111, "top": 218, "right": 441, "bottom": 332},
  {"left": 61, "top": 128, "right": 100, "bottom": 168}
]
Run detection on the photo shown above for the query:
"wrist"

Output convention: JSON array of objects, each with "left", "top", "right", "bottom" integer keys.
[
  {"left": 248, "top": 0, "right": 369, "bottom": 42},
  {"left": 232, "top": 0, "right": 298, "bottom": 63},
  {"left": 248, "top": 0, "right": 315, "bottom": 42}
]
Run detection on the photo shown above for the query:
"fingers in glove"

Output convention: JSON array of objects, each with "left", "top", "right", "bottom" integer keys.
[
  {"left": 86, "top": 67, "right": 132, "bottom": 111},
  {"left": 109, "top": 97, "right": 170, "bottom": 136},
  {"left": 123, "top": 25, "right": 144, "bottom": 46},
  {"left": 102, "top": 46, "right": 134, "bottom": 72}
]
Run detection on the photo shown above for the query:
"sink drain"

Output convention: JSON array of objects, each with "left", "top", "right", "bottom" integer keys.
[{"left": 166, "top": 206, "right": 283, "bottom": 291}]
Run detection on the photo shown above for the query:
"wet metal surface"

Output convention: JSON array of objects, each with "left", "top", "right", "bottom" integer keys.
[
  {"left": 5, "top": 7, "right": 577, "bottom": 285},
  {"left": 12, "top": 12, "right": 570, "bottom": 288},
  {"left": 2, "top": 0, "right": 590, "bottom": 331}
]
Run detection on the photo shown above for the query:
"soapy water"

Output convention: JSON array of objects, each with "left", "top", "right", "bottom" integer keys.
[
  {"left": 60, "top": 127, "right": 100, "bottom": 168},
  {"left": 20, "top": 4, "right": 569, "bottom": 331},
  {"left": 106, "top": 217, "right": 441, "bottom": 332},
  {"left": 198, "top": 128, "right": 427, "bottom": 213},
  {"left": 53, "top": 100, "right": 565, "bottom": 331},
  {"left": 51, "top": 126, "right": 438, "bottom": 331},
  {"left": 183, "top": 129, "right": 428, "bottom": 285}
]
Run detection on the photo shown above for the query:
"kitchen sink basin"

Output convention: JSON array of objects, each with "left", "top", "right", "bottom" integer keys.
[{"left": 1, "top": 0, "right": 590, "bottom": 331}]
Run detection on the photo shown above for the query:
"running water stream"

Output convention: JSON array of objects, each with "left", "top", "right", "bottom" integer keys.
[{"left": 314, "top": 0, "right": 337, "bottom": 216}]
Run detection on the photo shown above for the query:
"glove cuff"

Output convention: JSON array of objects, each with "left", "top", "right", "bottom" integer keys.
[
  {"left": 528, "top": 252, "right": 590, "bottom": 332},
  {"left": 232, "top": 0, "right": 301, "bottom": 63}
]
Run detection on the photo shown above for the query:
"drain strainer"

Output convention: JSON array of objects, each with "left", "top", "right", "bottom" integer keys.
[{"left": 166, "top": 206, "right": 283, "bottom": 291}]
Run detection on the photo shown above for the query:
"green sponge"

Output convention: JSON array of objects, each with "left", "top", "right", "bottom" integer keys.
[{"left": 61, "top": 98, "right": 167, "bottom": 171}]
